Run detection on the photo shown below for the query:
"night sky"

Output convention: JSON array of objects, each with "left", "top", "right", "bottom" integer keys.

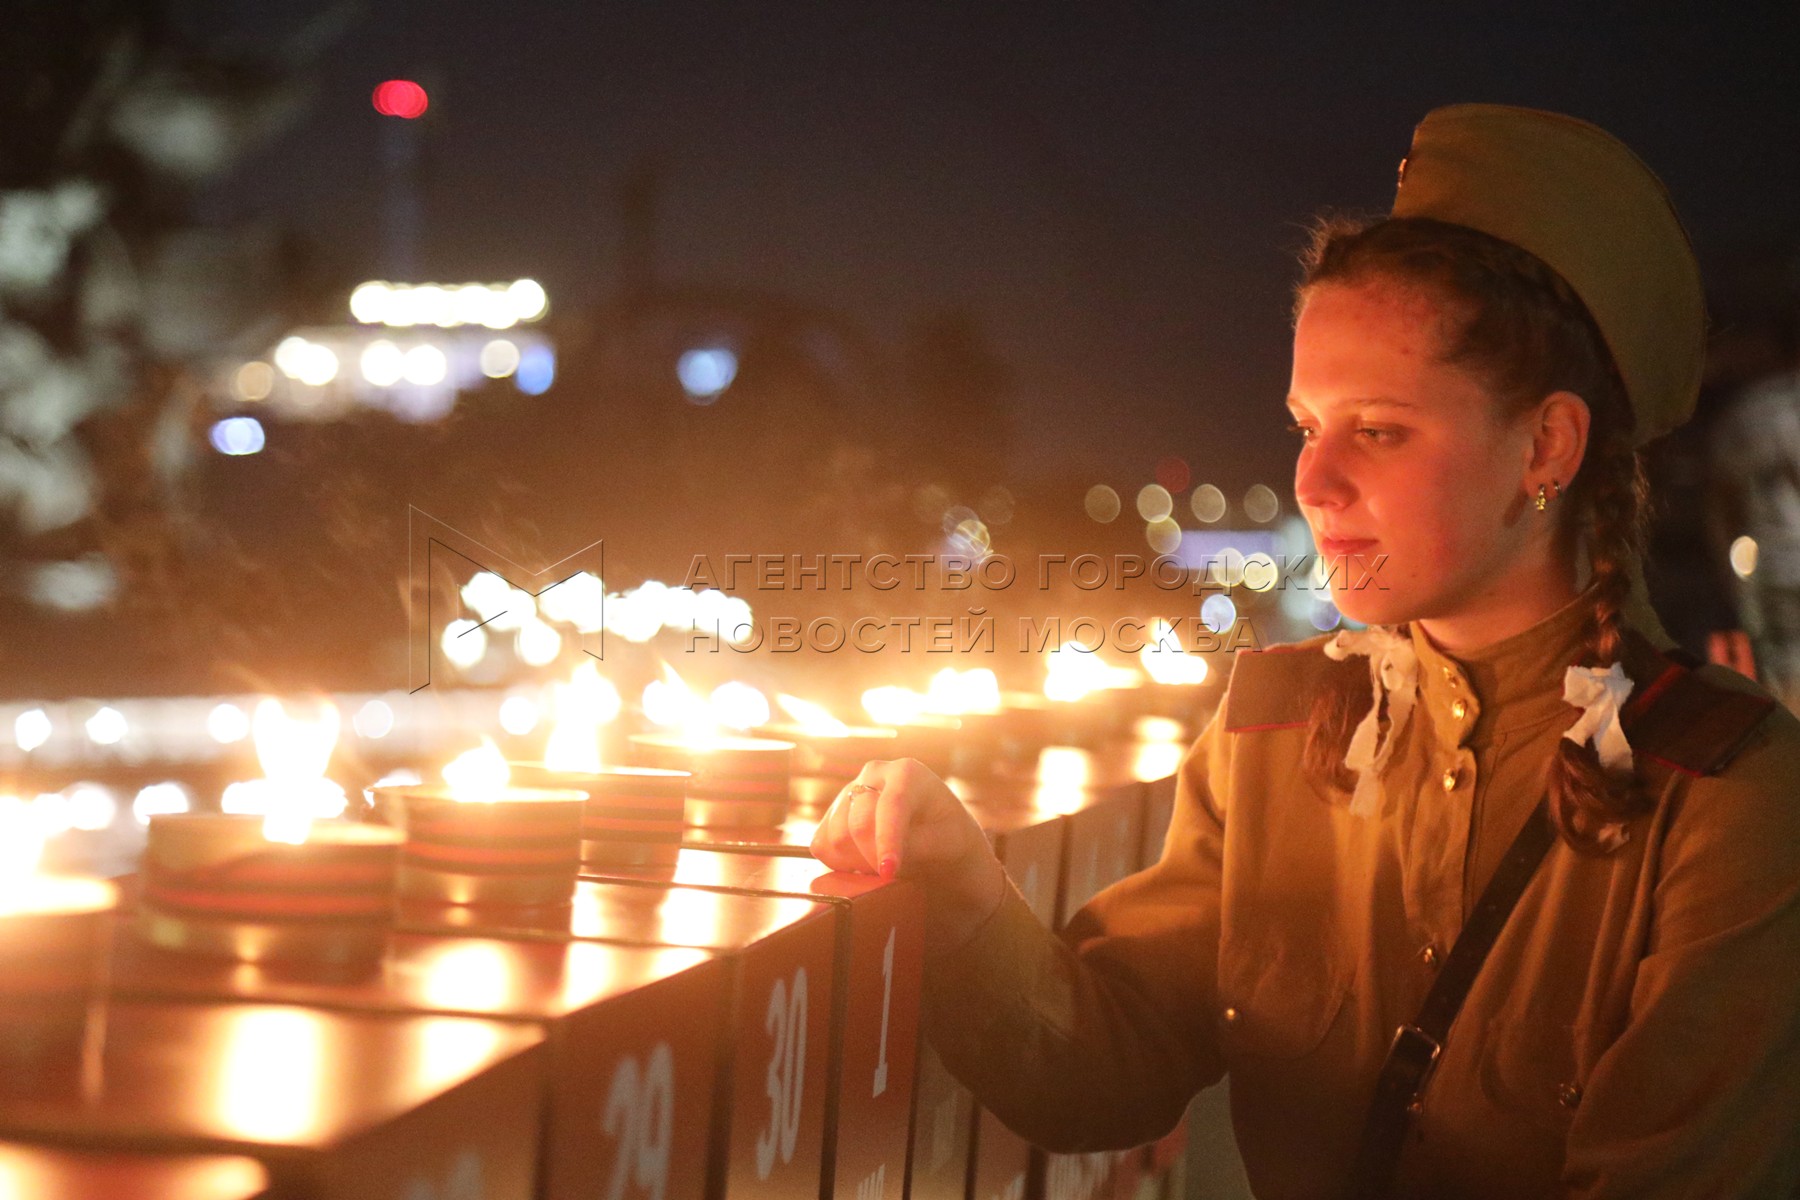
[{"left": 196, "top": 2, "right": 1800, "bottom": 486}]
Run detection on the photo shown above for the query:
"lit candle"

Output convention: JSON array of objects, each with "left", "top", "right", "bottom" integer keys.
[
  {"left": 760, "top": 693, "right": 900, "bottom": 785},
  {"left": 629, "top": 732, "right": 793, "bottom": 828},
  {"left": 0, "top": 796, "right": 116, "bottom": 1075},
  {"left": 138, "top": 813, "right": 401, "bottom": 966},
  {"left": 512, "top": 764, "right": 688, "bottom": 872},
  {"left": 374, "top": 738, "right": 586, "bottom": 907},
  {"left": 140, "top": 697, "right": 401, "bottom": 967}
]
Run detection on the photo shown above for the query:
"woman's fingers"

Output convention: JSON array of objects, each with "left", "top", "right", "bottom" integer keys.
[
  {"left": 809, "top": 757, "right": 979, "bottom": 882},
  {"left": 811, "top": 764, "right": 886, "bottom": 873}
]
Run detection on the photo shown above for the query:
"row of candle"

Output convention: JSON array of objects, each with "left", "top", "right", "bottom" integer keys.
[{"left": 0, "top": 670, "right": 1209, "bottom": 1083}]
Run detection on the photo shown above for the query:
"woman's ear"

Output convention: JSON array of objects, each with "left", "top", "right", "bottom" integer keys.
[{"left": 1528, "top": 390, "right": 1591, "bottom": 487}]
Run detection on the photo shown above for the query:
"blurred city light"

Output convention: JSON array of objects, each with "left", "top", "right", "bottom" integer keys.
[
  {"left": 372, "top": 80, "right": 430, "bottom": 119},
  {"left": 209, "top": 416, "right": 266, "bottom": 456},
  {"left": 677, "top": 347, "right": 738, "bottom": 400},
  {"left": 479, "top": 338, "right": 521, "bottom": 378},
  {"left": 516, "top": 344, "right": 555, "bottom": 395},
  {"left": 348, "top": 280, "right": 548, "bottom": 329},
  {"left": 1084, "top": 484, "right": 1121, "bottom": 523}
]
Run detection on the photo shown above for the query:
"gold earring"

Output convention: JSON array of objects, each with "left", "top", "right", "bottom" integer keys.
[{"left": 1535, "top": 483, "right": 1549, "bottom": 511}]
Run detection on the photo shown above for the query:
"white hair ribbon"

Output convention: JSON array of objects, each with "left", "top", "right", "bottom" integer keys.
[
  {"left": 1561, "top": 661, "right": 1635, "bottom": 774},
  {"left": 1323, "top": 626, "right": 1419, "bottom": 819}
]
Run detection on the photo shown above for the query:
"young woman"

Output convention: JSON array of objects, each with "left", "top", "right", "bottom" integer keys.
[{"left": 811, "top": 105, "right": 1800, "bottom": 1199}]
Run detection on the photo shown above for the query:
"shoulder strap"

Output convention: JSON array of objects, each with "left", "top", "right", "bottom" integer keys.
[
  {"left": 1342, "top": 798, "right": 1555, "bottom": 1200},
  {"left": 1341, "top": 642, "right": 1779, "bottom": 1200},
  {"left": 1222, "top": 640, "right": 1363, "bottom": 732}
]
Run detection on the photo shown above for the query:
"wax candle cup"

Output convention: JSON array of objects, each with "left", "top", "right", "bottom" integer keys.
[
  {"left": 374, "top": 784, "right": 586, "bottom": 907},
  {"left": 510, "top": 763, "right": 689, "bottom": 872},
  {"left": 629, "top": 734, "right": 794, "bottom": 828},
  {"left": 0, "top": 874, "right": 116, "bottom": 1079},
  {"left": 755, "top": 723, "right": 899, "bottom": 786},
  {"left": 137, "top": 814, "right": 401, "bottom": 967}
]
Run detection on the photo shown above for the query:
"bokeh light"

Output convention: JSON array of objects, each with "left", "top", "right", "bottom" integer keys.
[
  {"left": 1084, "top": 484, "right": 1121, "bottom": 523},
  {"left": 1244, "top": 484, "right": 1281, "bottom": 524},
  {"left": 1190, "top": 484, "right": 1227, "bottom": 524},
  {"left": 1730, "top": 535, "right": 1758, "bottom": 579},
  {"left": 1136, "top": 484, "right": 1173, "bottom": 522},
  {"left": 516, "top": 344, "right": 555, "bottom": 395},
  {"left": 678, "top": 347, "right": 738, "bottom": 401},
  {"left": 479, "top": 339, "right": 521, "bottom": 378},
  {"left": 1154, "top": 456, "right": 1191, "bottom": 494},
  {"left": 1146, "top": 517, "right": 1182, "bottom": 555},
  {"left": 210, "top": 417, "right": 266, "bottom": 456},
  {"left": 372, "top": 80, "right": 429, "bottom": 119}
]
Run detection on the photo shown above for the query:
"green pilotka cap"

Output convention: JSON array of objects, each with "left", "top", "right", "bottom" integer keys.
[{"left": 1390, "top": 103, "right": 1706, "bottom": 446}]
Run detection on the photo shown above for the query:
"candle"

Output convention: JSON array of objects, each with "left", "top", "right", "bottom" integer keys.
[
  {"left": 510, "top": 763, "right": 688, "bottom": 871},
  {"left": 759, "top": 723, "right": 900, "bottom": 788},
  {"left": 138, "top": 813, "right": 401, "bottom": 966},
  {"left": 0, "top": 798, "right": 116, "bottom": 1076},
  {"left": 374, "top": 739, "right": 585, "bottom": 907},
  {"left": 629, "top": 733, "right": 793, "bottom": 828}
]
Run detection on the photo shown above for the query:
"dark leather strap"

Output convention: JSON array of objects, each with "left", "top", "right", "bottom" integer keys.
[{"left": 1341, "top": 797, "right": 1556, "bottom": 1200}]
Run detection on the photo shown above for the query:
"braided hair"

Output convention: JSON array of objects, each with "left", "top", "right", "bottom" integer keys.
[{"left": 1294, "top": 215, "right": 1651, "bottom": 854}]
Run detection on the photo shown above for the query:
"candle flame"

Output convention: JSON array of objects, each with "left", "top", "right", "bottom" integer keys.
[
  {"left": 642, "top": 665, "right": 722, "bottom": 741},
  {"left": 545, "top": 661, "right": 620, "bottom": 773},
  {"left": 777, "top": 694, "right": 851, "bottom": 737},
  {"left": 710, "top": 681, "right": 769, "bottom": 731},
  {"left": 252, "top": 698, "right": 340, "bottom": 781},
  {"left": 0, "top": 795, "right": 46, "bottom": 901},
  {"left": 925, "top": 667, "right": 1001, "bottom": 715},
  {"left": 443, "top": 737, "right": 510, "bottom": 802},
  {"left": 249, "top": 698, "right": 345, "bottom": 844},
  {"left": 861, "top": 686, "right": 925, "bottom": 727},
  {"left": 1044, "top": 641, "right": 1141, "bottom": 702},
  {"left": 1139, "top": 618, "right": 1210, "bottom": 685}
]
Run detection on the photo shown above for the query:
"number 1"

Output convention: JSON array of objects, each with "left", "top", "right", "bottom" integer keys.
[{"left": 873, "top": 926, "right": 895, "bottom": 1097}]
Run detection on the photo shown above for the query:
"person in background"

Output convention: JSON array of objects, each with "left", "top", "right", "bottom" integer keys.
[
  {"left": 1698, "top": 253, "right": 1800, "bottom": 709},
  {"left": 814, "top": 104, "right": 1800, "bottom": 1199}
]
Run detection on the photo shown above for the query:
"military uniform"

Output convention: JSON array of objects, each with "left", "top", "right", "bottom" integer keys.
[{"left": 922, "top": 580, "right": 1800, "bottom": 1197}]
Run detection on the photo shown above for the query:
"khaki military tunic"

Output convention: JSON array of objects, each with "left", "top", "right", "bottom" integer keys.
[{"left": 923, "top": 583, "right": 1800, "bottom": 1198}]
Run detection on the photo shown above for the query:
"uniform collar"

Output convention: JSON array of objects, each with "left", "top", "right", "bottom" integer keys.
[{"left": 1405, "top": 562, "right": 1674, "bottom": 746}]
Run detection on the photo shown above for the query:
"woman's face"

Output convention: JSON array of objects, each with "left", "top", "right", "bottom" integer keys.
[{"left": 1287, "top": 277, "right": 1543, "bottom": 629}]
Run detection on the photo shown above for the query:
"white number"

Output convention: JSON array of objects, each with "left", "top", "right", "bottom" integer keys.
[
  {"left": 602, "top": 1043, "right": 674, "bottom": 1200},
  {"left": 754, "top": 967, "right": 809, "bottom": 1180},
  {"left": 856, "top": 1162, "right": 887, "bottom": 1200},
  {"left": 873, "top": 926, "right": 895, "bottom": 1097}
]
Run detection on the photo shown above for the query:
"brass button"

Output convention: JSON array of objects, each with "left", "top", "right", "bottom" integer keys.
[
  {"left": 1557, "top": 1081, "right": 1583, "bottom": 1110},
  {"left": 1450, "top": 698, "right": 1467, "bottom": 720},
  {"left": 1441, "top": 768, "right": 1459, "bottom": 792},
  {"left": 1419, "top": 944, "right": 1440, "bottom": 967},
  {"left": 1221, "top": 1006, "right": 1239, "bottom": 1025}
]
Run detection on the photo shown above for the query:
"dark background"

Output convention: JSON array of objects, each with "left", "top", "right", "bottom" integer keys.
[{"left": 6, "top": 2, "right": 1799, "bottom": 696}]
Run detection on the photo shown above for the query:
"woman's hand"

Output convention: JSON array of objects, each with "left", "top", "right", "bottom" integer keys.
[{"left": 810, "top": 757, "right": 1008, "bottom": 952}]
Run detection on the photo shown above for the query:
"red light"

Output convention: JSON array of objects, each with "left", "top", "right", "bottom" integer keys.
[
  {"left": 373, "top": 80, "right": 429, "bottom": 119},
  {"left": 1154, "top": 455, "right": 1191, "bottom": 494}
]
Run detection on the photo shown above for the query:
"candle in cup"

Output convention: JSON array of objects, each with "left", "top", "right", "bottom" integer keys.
[
  {"left": 761, "top": 693, "right": 900, "bottom": 784},
  {"left": 138, "top": 813, "right": 401, "bottom": 966},
  {"left": 511, "top": 763, "right": 688, "bottom": 871},
  {"left": 0, "top": 797, "right": 117, "bottom": 1075},
  {"left": 375, "top": 739, "right": 585, "bottom": 907},
  {"left": 629, "top": 733, "right": 793, "bottom": 828},
  {"left": 139, "top": 697, "right": 400, "bottom": 967}
]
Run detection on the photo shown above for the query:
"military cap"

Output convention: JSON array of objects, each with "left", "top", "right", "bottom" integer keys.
[{"left": 1391, "top": 103, "right": 1705, "bottom": 445}]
